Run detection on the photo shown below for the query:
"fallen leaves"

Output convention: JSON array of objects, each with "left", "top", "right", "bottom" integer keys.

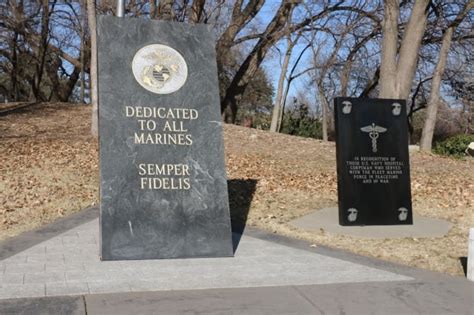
[
  {"left": 0, "top": 103, "right": 99, "bottom": 237},
  {"left": 0, "top": 103, "right": 473, "bottom": 276}
]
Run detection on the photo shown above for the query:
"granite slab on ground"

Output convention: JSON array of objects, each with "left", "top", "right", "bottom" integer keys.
[
  {"left": 290, "top": 207, "right": 453, "bottom": 238},
  {"left": 0, "top": 218, "right": 412, "bottom": 300}
]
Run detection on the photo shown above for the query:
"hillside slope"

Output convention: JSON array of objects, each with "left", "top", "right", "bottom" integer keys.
[{"left": 1, "top": 103, "right": 472, "bottom": 276}]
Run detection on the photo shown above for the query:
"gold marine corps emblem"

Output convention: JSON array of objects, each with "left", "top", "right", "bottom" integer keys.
[{"left": 132, "top": 44, "right": 188, "bottom": 94}]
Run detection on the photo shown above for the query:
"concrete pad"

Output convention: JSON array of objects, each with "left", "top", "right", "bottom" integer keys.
[
  {"left": 291, "top": 280, "right": 474, "bottom": 315},
  {"left": 82, "top": 280, "right": 474, "bottom": 315},
  {"left": 0, "top": 296, "right": 84, "bottom": 315},
  {"left": 0, "top": 218, "right": 411, "bottom": 299},
  {"left": 84, "top": 286, "right": 319, "bottom": 315},
  {"left": 290, "top": 207, "right": 453, "bottom": 238}
]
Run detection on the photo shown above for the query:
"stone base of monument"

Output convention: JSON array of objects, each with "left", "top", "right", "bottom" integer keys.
[{"left": 290, "top": 207, "right": 452, "bottom": 238}]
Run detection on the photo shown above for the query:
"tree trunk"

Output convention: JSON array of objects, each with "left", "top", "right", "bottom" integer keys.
[
  {"left": 277, "top": 83, "right": 291, "bottom": 133},
  {"left": 312, "top": 33, "right": 342, "bottom": 141},
  {"left": 11, "top": 32, "right": 19, "bottom": 101},
  {"left": 190, "top": 0, "right": 205, "bottom": 23},
  {"left": 339, "top": 59, "right": 353, "bottom": 97},
  {"left": 318, "top": 84, "right": 328, "bottom": 141},
  {"left": 379, "top": 0, "right": 430, "bottom": 100},
  {"left": 32, "top": 0, "right": 51, "bottom": 101},
  {"left": 359, "top": 67, "right": 380, "bottom": 97},
  {"left": 149, "top": 0, "right": 156, "bottom": 18},
  {"left": 80, "top": 0, "right": 86, "bottom": 103},
  {"left": 10, "top": 1, "right": 24, "bottom": 101},
  {"left": 379, "top": 0, "right": 399, "bottom": 98},
  {"left": 157, "top": 0, "right": 174, "bottom": 20},
  {"left": 221, "top": 1, "right": 297, "bottom": 123},
  {"left": 340, "top": 29, "right": 378, "bottom": 96},
  {"left": 395, "top": 0, "right": 430, "bottom": 99},
  {"left": 215, "top": 0, "right": 266, "bottom": 112},
  {"left": 87, "top": 0, "right": 98, "bottom": 137},
  {"left": 419, "top": 29, "right": 452, "bottom": 151},
  {"left": 270, "top": 36, "right": 293, "bottom": 132},
  {"left": 57, "top": 66, "right": 81, "bottom": 102},
  {"left": 420, "top": 2, "right": 473, "bottom": 151}
]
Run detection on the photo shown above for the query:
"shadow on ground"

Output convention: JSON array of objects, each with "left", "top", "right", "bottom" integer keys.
[
  {"left": 227, "top": 179, "right": 258, "bottom": 253},
  {"left": 459, "top": 257, "right": 467, "bottom": 276},
  {"left": 0, "top": 180, "right": 257, "bottom": 259}
]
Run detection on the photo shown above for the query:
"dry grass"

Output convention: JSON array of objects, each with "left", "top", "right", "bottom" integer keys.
[{"left": 1, "top": 103, "right": 473, "bottom": 276}]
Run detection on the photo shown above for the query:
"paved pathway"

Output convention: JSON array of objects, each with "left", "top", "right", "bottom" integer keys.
[
  {"left": 0, "top": 218, "right": 411, "bottom": 299},
  {"left": 0, "top": 207, "right": 472, "bottom": 314}
]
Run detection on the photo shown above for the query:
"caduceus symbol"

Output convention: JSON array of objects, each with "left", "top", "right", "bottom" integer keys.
[{"left": 360, "top": 123, "right": 387, "bottom": 153}]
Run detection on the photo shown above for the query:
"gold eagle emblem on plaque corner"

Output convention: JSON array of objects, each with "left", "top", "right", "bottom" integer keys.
[{"left": 132, "top": 44, "right": 188, "bottom": 94}]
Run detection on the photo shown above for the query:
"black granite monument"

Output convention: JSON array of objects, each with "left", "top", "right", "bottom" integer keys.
[
  {"left": 334, "top": 98, "right": 413, "bottom": 226},
  {"left": 97, "top": 16, "right": 233, "bottom": 260}
]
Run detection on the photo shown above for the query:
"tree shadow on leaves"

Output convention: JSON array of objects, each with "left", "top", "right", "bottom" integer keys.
[{"left": 227, "top": 179, "right": 257, "bottom": 253}]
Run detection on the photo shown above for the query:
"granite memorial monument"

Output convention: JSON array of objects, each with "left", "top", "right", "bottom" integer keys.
[
  {"left": 334, "top": 97, "right": 413, "bottom": 226},
  {"left": 97, "top": 16, "right": 233, "bottom": 260}
]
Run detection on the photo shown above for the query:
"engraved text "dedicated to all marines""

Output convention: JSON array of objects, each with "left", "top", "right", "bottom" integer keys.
[{"left": 125, "top": 106, "right": 199, "bottom": 146}]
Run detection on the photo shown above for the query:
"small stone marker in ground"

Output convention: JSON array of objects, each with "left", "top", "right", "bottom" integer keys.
[
  {"left": 334, "top": 98, "right": 413, "bottom": 226},
  {"left": 466, "top": 142, "right": 474, "bottom": 157},
  {"left": 97, "top": 16, "right": 233, "bottom": 260}
]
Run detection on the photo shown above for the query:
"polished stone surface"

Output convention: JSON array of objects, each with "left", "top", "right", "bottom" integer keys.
[
  {"left": 97, "top": 16, "right": 232, "bottom": 260},
  {"left": 290, "top": 207, "right": 452, "bottom": 238},
  {"left": 334, "top": 98, "right": 413, "bottom": 226}
]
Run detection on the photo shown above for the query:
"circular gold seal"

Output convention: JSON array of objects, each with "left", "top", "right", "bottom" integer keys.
[{"left": 132, "top": 44, "right": 188, "bottom": 94}]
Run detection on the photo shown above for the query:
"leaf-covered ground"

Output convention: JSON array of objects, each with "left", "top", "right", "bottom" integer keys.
[{"left": 1, "top": 103, "right": 472, "bottom": 276}]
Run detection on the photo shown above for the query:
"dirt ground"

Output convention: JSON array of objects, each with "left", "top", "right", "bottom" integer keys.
[{"left": 1, "top": 103, "right": 473, "bottom": 276}]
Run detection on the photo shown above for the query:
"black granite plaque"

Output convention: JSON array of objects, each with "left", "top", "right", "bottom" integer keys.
[
  {"left": 334, "top": 98, "right": 413, "bottom": 226},
  {"left": 97, "top": 16, "right": 233, "bottom": 260}
]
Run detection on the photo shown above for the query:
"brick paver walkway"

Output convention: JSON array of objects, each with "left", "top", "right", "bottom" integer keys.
[{"left": 0, "top": 219, "right": 411, "bottom": 299}]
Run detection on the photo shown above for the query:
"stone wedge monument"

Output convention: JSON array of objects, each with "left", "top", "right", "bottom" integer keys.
[
  {"left": 97, "top": 16, "right": 233, "bottom": 260},
  {"left": 334, "top": 98, "right": 413, "bottom": 226}
]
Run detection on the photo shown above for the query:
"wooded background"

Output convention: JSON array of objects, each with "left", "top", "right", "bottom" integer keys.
[{"left": 1, "top": 0, "right": 472, "bottom": 151}]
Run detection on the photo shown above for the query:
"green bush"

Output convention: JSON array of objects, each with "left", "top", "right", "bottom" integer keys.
[
  {"left": 433, "top": 134, "right": 474, "bottom": 157},
  {"left": 280, "top": 103, "right": 322, "bottom": 139}
]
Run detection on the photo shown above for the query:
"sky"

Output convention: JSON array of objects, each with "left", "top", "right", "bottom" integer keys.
[
  {"left": 234, "top": 1, "right": 330, "bottom": 113},
  {"left": 49, "top": 1, "right": 469, "bottom": 113},
  {"left": 55, "top": 1, "right": 317, "bottom": 109}
]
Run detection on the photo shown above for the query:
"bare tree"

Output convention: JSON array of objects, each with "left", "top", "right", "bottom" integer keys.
[
  {"left": 420, "top": 2, "right": 473, "bottom": 151},
  {"left": 220, "top": 1, "right": 354, "bottom": 123},
  {"left": 1, "top": 1, "right": 87, "bottom": 102},
  {"left": 340, "top": 26, "right": 380, "bottom": 96},
  {"left": 215, "top": 0, "right": 265, "bottom": 121},
  {"left": 313, "top": 33, "right": 345, "bottom": 141},
  {"left": 80, "top": 0, "right": 86, "bottom": 103},
  {"left": 276, "top": 41, "right": 313, "bottom": 133},
  {"left": 379, "top": 0, "right": 430, "bottom": 100},
  {"left": 269, "top": 5, "right": 300, "bottom": 133},
  {"left": 87, "top": 0, "right": 98, "bottom": 136}
]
